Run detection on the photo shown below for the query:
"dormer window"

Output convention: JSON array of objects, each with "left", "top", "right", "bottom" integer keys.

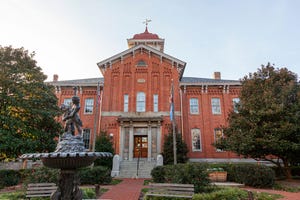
[{"left": 136, "top": 60, "right": 147, "bottom": 67}]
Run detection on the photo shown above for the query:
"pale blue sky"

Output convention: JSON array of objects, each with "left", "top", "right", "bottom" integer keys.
[{"left": 1, "top": 0, "right": 299, "bottom": 81}]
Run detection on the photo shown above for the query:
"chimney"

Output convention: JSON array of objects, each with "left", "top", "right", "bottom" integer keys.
[
  {"left": 53, "top": 74, "right": 59, "bottom": 82},
  {"left": 213, "top": 72, "right": 221, "bottom": 80}
]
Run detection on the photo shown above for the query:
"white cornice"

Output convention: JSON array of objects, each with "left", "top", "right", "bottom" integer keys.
[{"left": 96, "top": 44, "right": 186, "bottom": 79}]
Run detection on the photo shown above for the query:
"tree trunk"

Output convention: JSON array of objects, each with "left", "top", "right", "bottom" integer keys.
[{"left": 283, "top": 159, "right": 292, "bottom": 180}]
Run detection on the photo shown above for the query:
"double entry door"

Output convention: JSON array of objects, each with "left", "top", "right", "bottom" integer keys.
[{"left": 134, "top": 136, "right": 148, "bottom": 158}]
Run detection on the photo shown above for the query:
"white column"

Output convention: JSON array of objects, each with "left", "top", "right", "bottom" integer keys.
[
  {"left": 120, "top": 122, "right": 124, "bottom": 161},
  {"left": 157, "top": 121, "right": 161, "bottom": 154},
  {"left": 129, "top": 122, "right": 134, "bottom": 161},
  {"left": 147, "top": 122, "right": 152, "bottom": 161}
]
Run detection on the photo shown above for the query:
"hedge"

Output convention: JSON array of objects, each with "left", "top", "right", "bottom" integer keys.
[
  {"left": 208, "top": 163, "right": 275, "bottom": 188},
  {"left": 0, "top": 169, "right": 21, "bottom": 189},
  {"left": 151, "top": 163, "right": 210, "bottom": 193}
]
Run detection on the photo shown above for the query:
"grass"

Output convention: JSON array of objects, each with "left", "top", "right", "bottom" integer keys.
[
  {"left": 0, "top": 187, "right": 108, "bottom": 200},
  {"left": 110, "top": 178, "right": 123, "bottom": 185},
  {"left": 0, "top": 191, "right": 25, "bottom": 200},
  {"left": 141, "top": 185, "right": 283, "bottom": 200},
  {"left": 0, "top": 178, "right": 121, "bottom": 200},
  {"left": 273, "top": 182, "right": 300, "bottom": 192}
]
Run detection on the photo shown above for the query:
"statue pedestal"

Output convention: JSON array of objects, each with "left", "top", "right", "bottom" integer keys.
[{"left": 51, "top": 169, "right": 82, "bottom": 200}]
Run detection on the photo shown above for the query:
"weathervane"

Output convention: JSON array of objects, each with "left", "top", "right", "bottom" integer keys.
[{"left": 143, "top": 18, "right": 152, "bottom": 28}]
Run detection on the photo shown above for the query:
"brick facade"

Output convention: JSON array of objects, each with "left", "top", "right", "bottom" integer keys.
[{"left": 49, "top": 27, "right": 242, "bottom": 162}]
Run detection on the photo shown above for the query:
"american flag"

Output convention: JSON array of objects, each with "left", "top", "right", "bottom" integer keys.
[
  {"left": 96, "top": 82, "right": 101, "bottom": 106},
  {"left": 97, "top": 90, "right": 101, "bottom": 105},
  {"left": 170, "top": 80, "right": 174, "bottom": 121}
]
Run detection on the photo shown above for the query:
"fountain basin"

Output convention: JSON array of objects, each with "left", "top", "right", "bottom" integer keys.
[{"left": 20, "top": 152, "right": 112, "bottom": 169}]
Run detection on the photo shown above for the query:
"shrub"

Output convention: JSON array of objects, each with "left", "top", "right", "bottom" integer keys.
[
  {"left": 151, "top": 166, "right": 165, "bottom": 183},
  {"left": 291, "top": 166, "right": 300, "bottom": 177},
  {"left": 79, "top": 166, "right": 112, "bottom": 185},
  {"left": 23, "top": 167, "right": 59, "bottom": 185},
  {"left": 193, "top": 187, "right": 248, "bottom": 200},
  {"left": 225, "top": 164, "right": 275, "bottom": 188},
  {"left": 0, "top": 169, "right": 21, "bottom": 189},
  {"left": 151, "top": 163, "right": 210, "bottom": 193},
  {"left": 82, "top": 188, "right": 96, "bottom": 199}
]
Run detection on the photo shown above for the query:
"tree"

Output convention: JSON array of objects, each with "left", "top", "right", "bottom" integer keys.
[
  {"left": 162, "top": 126, "right": 189, "bottom": 165},
  {"left": 94, "top": 131, "right": 115, "bottom": 169},
  {"left": 0, "top": 46, "right": 62, "bottom": 160},
  {"left": 215, "top": 63, "right": 300, "bottom": 179}
]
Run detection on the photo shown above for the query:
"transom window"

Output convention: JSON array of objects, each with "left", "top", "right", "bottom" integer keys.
[
  {"left": 211, "top": 98, "right": 221, "bottom": 114},
  {"left": 84, "top": 98, "right": 94, "bottom": 114},
  {"left": 190, "top": 98, "right": 199, "bottom": 114},
  {"left": 136, "top": 92, "right": 146, "bottom": 112},
  {"left": 191, "top": 128, "right": 201, "bottom": 151}
]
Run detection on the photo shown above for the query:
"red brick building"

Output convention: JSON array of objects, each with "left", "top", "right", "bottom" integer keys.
[{"left": 49, "top": 27, "right": 242, "bottom": 165}]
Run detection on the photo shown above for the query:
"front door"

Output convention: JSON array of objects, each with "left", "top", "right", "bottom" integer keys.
[{"left": 134, "top": 136, "right": 148, "bottom": 158}]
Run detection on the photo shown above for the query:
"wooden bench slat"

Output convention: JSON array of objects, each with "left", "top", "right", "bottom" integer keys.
[
  {"left": 149, "top": 183, "right": 194, "bottom": 187},
  {"left": 149, "top": 187, "right": 194, "bottom": 191},
  {"left": 28, "top": 183, "right": 56, "bottom": 187},
  {"left": 26, "top": 194, "right": 54, "bottom": 197},
  {"left": 27, "top": 187, "right": 57, "bottom": 191},
  {"left": 26, "top": 183, "right": 57, "bottom": 199},
  {"left": 146, "top": 193, "right": 193, "bottom": 198},
  {"left": 146, "top": 183, "right": 194, "bottom": 199},
  {"left": 148, "top": 191, "right": 194, "bottom": 195},
  {"left": 27, "top": 190, "right": 56, "bottom": 194}
]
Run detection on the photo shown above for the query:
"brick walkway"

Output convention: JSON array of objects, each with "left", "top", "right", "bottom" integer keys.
[
  {"left": 98, "top": 179, "right": 300, "bottom": 200},
  {"left": 244, "top": 188, "right": 300, "bottom": 200},
  {"left": 99, "top": 178, "right": 146, "bottom": 200}
]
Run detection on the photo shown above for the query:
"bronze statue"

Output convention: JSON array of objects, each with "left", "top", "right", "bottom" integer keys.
[{"left": 61, "top": 96, "right": 82, "bottom": 136}]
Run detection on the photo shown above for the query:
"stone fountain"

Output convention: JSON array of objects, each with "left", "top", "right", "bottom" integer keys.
[{"left": 21, "top": 89, "right": 112, "bottom": 200}]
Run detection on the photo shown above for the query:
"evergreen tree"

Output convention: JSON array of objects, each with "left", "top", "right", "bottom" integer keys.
[
  {"left": 94, "top": 131, "right": 115, "bottom": 168},
  {"left": 0, "top": 46, "right": 62, "bottom": 160},
  {"left": 162, "top": 126, "right": 188, "bottom": 165}
]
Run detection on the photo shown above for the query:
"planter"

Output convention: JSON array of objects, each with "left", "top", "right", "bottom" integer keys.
[{"left": 209, "top": 171, "right": 227, "bottom": 182}]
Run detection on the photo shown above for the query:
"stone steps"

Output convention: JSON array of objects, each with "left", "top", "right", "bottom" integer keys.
[{"left": 118, "top": 160, "right": 156, "bottom": 178}]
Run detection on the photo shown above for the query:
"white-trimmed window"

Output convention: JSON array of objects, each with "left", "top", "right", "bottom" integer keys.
[
  {"left": 124, "top": 94, "right": 129, "bottom": 112},
  {"left": 136, "top": 92, "right": 146, "bottom": 112},
  {"left": 153, "top": 94, "right": 158, "bottom": 112},
  {"left": 84, "top": 98, "right": 94, "bottom": 114},
  {"left": 63, "top": 98, "right": 72, "bottom": 107},
  {"left": 191, "top": 128, "right": 201, "bottom": 151},
  {"left": 214, "top": 128, "right": 224, "bottom": 152},
  {"left": 232, "top": 98, "right": 240, "bottom": 113},
  {"left": 190, "top": 98, "right": 199, "bottom": 114},
  {"left": 83, "top": 129, "right": 91, "bottom": 150},
  {"left": 211, "top": 98, "right": 221, "bottom": 114}
]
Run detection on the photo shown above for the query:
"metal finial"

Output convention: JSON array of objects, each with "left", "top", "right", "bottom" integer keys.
[{"left": 143, "top": 19, "right": 152, "bottom": 27}]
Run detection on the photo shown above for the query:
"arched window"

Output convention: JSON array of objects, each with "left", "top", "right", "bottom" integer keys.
[
  {"left": 136, "top": 92, "right": 146, "bottom": 112},
  {"left": 136, "top": 60, "right": 147, "bottom": 67}
]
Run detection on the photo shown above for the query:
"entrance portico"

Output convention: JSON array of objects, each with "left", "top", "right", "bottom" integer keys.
[{"left": 118, "top": 116, "right": 162, "bottom": 162}]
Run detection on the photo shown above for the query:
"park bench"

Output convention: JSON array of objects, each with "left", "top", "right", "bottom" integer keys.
[
  {"left": 145, "top": 183, "right": 194, "bottom": 199},
  {"left": 26, "top": 183, "right": 57, "bottom": 199}
]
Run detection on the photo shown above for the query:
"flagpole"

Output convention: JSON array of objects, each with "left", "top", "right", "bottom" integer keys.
[
  {"left": 171, "top": 79, "right": 177, "bottom": 165},
  {"left": 92, "top": 82, "right": 100, "bottom": 152}
]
